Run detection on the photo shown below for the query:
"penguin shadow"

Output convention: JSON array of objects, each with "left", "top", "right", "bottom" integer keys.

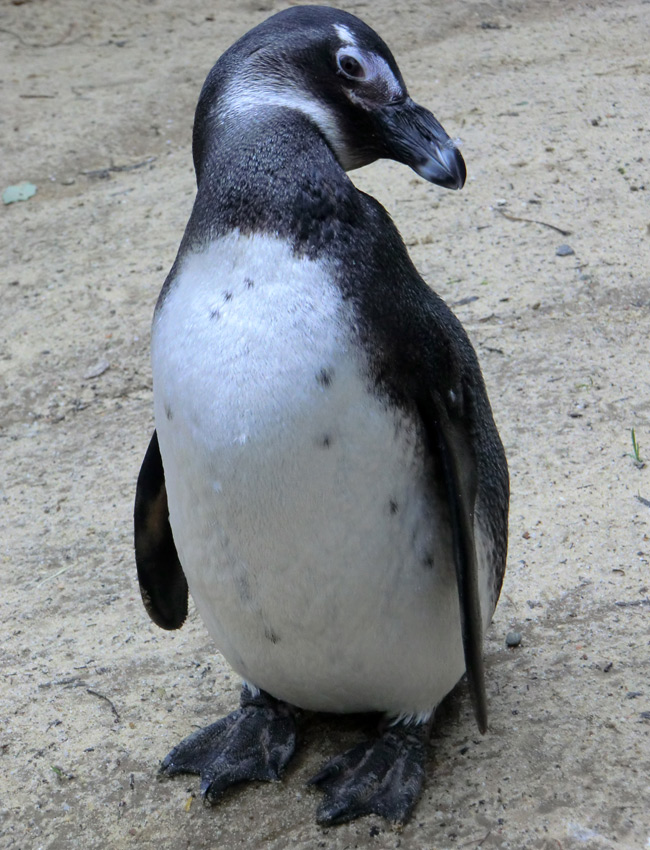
[{"left": 295, "top": 709, "right": 385, "bottom": 778}]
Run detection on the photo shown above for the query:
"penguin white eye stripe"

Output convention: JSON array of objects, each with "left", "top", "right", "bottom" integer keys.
[
  {"left": 220, "top": 83, "right": 347, "bottom": 160},
  {"left": 369, "top": 54, "right": 403, "bottom": 99},
  {"left": 333, "top": 23, "right": 357, "bottom": 46},
  {"left": 336, "top": 49, "right": 404, "bottom": 102},
  {"left": 334, "top": 27, "right": 402, "bottom": 99}
]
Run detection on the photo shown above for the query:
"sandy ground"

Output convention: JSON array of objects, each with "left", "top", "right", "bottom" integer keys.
[{"left": 1, "top": 0, "right": 649, "bottom": 848}]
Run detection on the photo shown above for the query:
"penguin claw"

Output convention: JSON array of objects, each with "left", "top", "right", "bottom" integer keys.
[
  {"left": 160, "top": 685, "right": 297, "bottom": 803},
  {"left": 309, "top": 726, "right": 426, "bottom": 825}
]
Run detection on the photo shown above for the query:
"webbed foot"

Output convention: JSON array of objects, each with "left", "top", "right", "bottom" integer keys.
[
  {"left": 160, "top": 684, "right": 297, "bottom": 803},
  {"left": 308, "top": 724, "right": 426, "bottom": 825}
]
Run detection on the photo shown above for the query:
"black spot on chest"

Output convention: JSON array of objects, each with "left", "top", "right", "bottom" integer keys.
[
  {"left": 264, "top": 626, "right": 280, "bottom": 644},
  {"left": 317, "top": 368, "right": 334, "bottom": 387},
  {"left": 236, "top": 574, "right": 252, "bottom": 603}
]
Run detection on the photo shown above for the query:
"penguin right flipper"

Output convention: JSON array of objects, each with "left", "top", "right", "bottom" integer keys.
[
  {"left": 134, "top": 430, "right": 188, "bottom": 630},
  {"left": 416, "top": 381, "right": 487, "bottom": 734}
]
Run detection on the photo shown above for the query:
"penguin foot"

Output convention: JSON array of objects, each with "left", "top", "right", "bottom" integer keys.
[
  {"left": 308, "top": 724, "right": 426, "bottom": 825},
  {"left": 160, "top": 684, "right": 297, "bottom": 803}
]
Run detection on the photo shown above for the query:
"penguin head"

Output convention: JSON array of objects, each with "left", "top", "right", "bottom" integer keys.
[{"left": 194, "top": 6, "right": 466, "bottom": 190}]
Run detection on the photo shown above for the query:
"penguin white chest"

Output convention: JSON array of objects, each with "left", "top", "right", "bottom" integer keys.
[{"left": 152, "top": 233, "right": 465, "bottom": 718}]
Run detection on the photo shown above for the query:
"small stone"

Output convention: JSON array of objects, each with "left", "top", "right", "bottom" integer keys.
[
  {"left": 83, "top": 359, "right": 110, "bottom": 379},
  {"left": 506, "top": 631, "right": 522, "bottom": 647},
  {"left": 2, "top": 181, "right": 37, "bottom": 204},
  {"left": 556, "top": 244, "right": 575, "bottom": 257}
]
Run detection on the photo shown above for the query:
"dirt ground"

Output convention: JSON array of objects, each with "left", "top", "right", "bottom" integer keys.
[{"left": 1, "top": 0, "right": 649, "bottom": 848}]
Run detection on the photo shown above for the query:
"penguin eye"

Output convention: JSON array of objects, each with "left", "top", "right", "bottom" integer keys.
[{"left": 336, "top": 51, "right": 366, "bottom": 81}]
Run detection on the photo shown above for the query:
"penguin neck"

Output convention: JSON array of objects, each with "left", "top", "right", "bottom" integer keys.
[{"left": 186, "top": 107, "right": 359, "bottom": 256}]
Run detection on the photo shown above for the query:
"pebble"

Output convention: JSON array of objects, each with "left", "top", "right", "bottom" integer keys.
[
  {"left": 83, "top": 359, "right": 110, "bottom": 379},
  {"left": 506, "top": 631, "right": 522, "bottom": 647},
  {"left": 556, "top": 244, "right": 575, "bottom": 256},
  {"left": 453, "top": 295, "right": 479, "bottom": 307},
  {"left": 2, "top": 182, "right": 37, "bottom": 204}
]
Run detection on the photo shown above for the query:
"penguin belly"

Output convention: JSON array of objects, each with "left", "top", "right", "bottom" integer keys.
[{"left": 152, "top": 232, "right": 466, "bottom": 719}]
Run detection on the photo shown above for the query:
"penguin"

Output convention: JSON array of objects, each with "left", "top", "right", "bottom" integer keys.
[{"left": 134, "top": 5, "right": 508, "bottom": 826}]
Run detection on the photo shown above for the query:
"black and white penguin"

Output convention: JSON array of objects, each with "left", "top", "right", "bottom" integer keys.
[{"left": 134, "top": 5, "right": 508, "bottom": 826}]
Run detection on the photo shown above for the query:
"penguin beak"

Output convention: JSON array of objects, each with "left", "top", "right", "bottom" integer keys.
[{"left": 375, "top": 98, "right": 466, "bottom": 190}]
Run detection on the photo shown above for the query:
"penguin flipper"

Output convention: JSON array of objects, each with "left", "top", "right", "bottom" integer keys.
[
  {"left": 134, "top": 430, "right": 188, "bottom": 630},
  {"left": 417, "top": 385, "right": 488, "bottom": 734}
]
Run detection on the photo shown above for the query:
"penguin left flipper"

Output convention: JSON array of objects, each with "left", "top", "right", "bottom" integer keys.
[
  {"left": 134, "top": 430, "right": 188, "bottom": 630},
  {"left": 417, "top": 381, "right": 487, "bottom": 734},
  {"left": 358, "top": 248, "right": 493, "bottom": 736},
  {"left": 160, "top": 684, "right": 297, "bottom": 800}
]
